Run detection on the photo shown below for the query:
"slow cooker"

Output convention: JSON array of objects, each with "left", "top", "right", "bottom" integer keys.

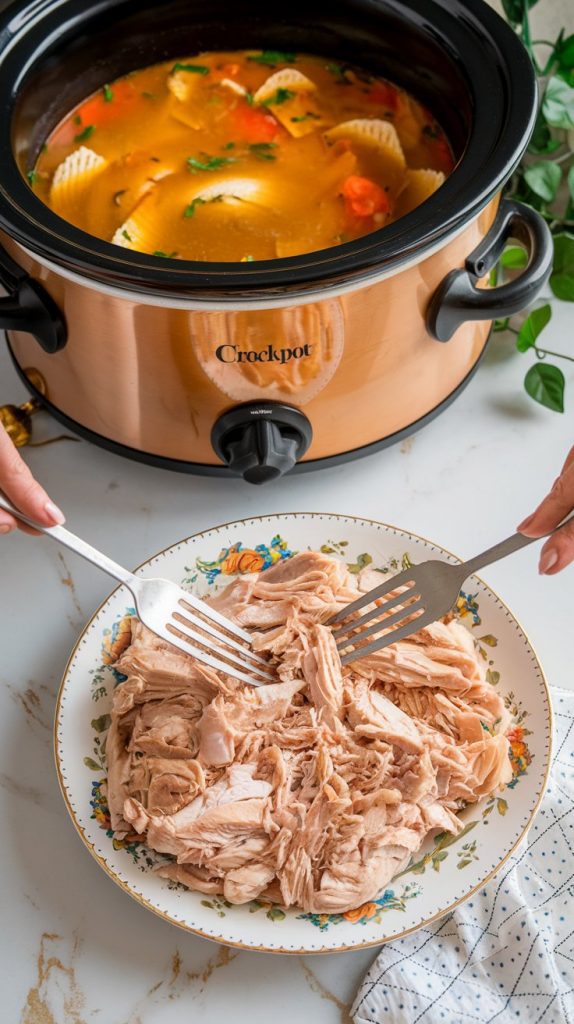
[{"left": 0, "top": 0, "right": 552, "bottom": 484}]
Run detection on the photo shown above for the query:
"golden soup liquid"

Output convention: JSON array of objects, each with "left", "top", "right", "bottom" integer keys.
[{"left": 30, "top": 50, "right": 454, "bottom": 262}]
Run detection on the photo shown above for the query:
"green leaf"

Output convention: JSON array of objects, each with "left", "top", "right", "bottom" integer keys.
[
  {"left": 261, "top": 88, "right": 296, "bottom": 107},
  {"left": 74, "top": 124, "right": 94, "bottom": 142},
  {"left": 435, "top": 820, "right": 478, "bottom": 851},
  {"left": 266, "top": 906, "right": 286, "bottom": 921},
  {"left": 493, "top": 317, "right": 510, "bottom": 333},
  {"left": 568, "top": 165, "right": 574, "bottom": 203},
  {"left": 527, "top": 124, "right": 562, "bottom": 156},
  {"left": 557, "top": 34, "right": 574, "bottom": 70},
  {"left": 346, "top": 552, "right": 373, "bottom": 574},
  {"left": 171, "top": 63, "right": 209, "bottom": 75},
  {"left": 457, "top": 858, "right": 472, "bottom": 869},
  {"left": 550, "top": 233, "right": 574, "bottom": 300},
  {"left": 291, "top": 112, "right": 322, "bottom": 123},
  {"left": 83, "top": 756, "right": 102, "bottom": 772},
  {"left": 501, "top": 245, "right": 528, "bottom": 269},
  {"left": 542, "top": 76, "right": 574, "bottom": 128},
  {"left": 524, "top": 363, "right": 565, "bottom": 412},
  {"left": 478, "top": 634, "right": 498, "bottom": 647},
  {"left": 247, "top": 50, "right": 297, "bottom": 66},
  {"left": 187, "top": 154, "right": 236, "bottom": 172},
  {"left": 523, "top": 161, "right": 562, "bottom": 202},
  {"left": 501, "top": 0, "right": 540, "bottom": 27},
  {"left": 103, "top": 83, "right": 113, "bottom": 102},
  {"left": 516, "top": 304, "right": 552, "bottom": 352},
  {"left": 184, "top": 197, "right": 206, "bottom": 218},
  {"left": 249, "top": 142, "right": 277, "bottom": 160},
  {"left": 91, "top": 714, "right": 111, "bottom": 733}
]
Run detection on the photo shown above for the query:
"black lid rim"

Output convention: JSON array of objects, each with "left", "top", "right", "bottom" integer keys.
[{"left": 0, "top": 0, "right": 537, "bottom": 300}]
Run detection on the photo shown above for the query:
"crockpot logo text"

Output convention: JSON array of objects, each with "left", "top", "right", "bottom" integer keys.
[{"left": 215, "top": 343, "right": 313, "bottom": 365}]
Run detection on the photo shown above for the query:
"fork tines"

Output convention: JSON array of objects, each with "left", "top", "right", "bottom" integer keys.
[
  {"left": 329, "top": 568, "right": 428, "bottom": 665},
  {"left": 165, "top": 597, "right": 275, "bottom": 686}
]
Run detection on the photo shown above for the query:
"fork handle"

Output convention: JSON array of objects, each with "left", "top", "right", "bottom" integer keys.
[
  {"left": 462, "top": 507, "right": 574, "bottom": 576},
  {"left": 0, "top": 491, "right": 136, "bottom": 587}
]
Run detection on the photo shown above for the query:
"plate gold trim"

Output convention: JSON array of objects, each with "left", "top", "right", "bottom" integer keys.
[{"left": 54, "top": 512, "right": 553, "bottom": 954}]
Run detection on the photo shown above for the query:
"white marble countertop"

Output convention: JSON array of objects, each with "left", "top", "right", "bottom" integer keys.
[{"left": 1, "top": 294, "right": 573, "bottom": 1019}]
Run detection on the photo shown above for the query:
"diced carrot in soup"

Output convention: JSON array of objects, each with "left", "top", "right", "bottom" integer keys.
[
  {"left": 342, "top": 175, "right": 390, "bottom": 218},
  {"left": 230, "top": 101, "right": 281, "bottom": 142},
  {"left": 368, "top": 81, "right": 399, "bottom": 110},
  {"left": 30, "top": 50, "right": 453, "bottom": 262}
]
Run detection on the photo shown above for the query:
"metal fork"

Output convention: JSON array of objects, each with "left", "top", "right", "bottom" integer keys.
[
  {"left": 330, "top": 509, "right": 574, "bottom": 665},
  {"left": 0, "top": 493, "right": 272, "bottom": 687}
]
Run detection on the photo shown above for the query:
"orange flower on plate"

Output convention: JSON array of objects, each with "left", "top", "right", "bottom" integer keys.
[
  {"left": 221, "top": 549, "right": 265, "bottom": 575},
  {"left": 506, "top": 725, "right": 524, "bottom": 744},
  {"left": 343, "top": 901, "right": 378, "bottom": 923}
]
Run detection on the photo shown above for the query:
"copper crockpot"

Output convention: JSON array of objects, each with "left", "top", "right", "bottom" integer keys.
[{"left": 0, "top": 0, "right": 552, "bottom": 484}]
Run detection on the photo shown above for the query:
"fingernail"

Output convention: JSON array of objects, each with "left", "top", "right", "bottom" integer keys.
[
  {"left": 0, "top": 523, "right": 13, "bottom": 534},
  {"left": 45, "top": 500, "right": 65, "bottom": 525},
  {"left": 517, "top": 513, "right": 535, "bottom": 532},
  {"left": 539, "top": 549, "right": 558, "bottom": 574}
]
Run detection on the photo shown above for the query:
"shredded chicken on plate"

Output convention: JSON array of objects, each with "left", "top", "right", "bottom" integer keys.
[{"left": 106, "top": 552, "right": 512, "bottom": 913}]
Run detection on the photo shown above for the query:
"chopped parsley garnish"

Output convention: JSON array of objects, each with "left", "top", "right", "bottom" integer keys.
[
  {"left": 154, "top": 250, "right": 178, "bottom": 258},
  {"left": 122, "top": 229, "right": 132, "bottom": 241},
  {"left": 261, "top": 87, "right": 296, "bottom": 106},
  {"left": 142, "top": 91, "right": 156, "bottom": 100},
  {"left": 103, "top": 83, "right": 113, "bottom": 102},
  {"left": 184, "top": 196, "right": 206, "bottom": 218},
  {"left": 248, "top": 50, "right": 297, "bottom": 66},
  {"left": 290, "top": 111, "right": 321, "bottom": 122},
  {"left": 245, "top": 91, "right": 255, "bottom": 106},
  {"left": 249, "top": 142, "right": 277, "bottom": 160},
  {"left": 74, "top": 124, "right": 95, "bottom": 142},
  {"left": 113, "top": 189, "right": 127, "bottom": 206},
  {"left": 73, "top": 114, "right": 82, "bottom": 125},
  {"left": 241, "top": 254, "right": 255, "bottom": 262},
  {"left": 187, "top": 154, "right": 236, "bottom": 172},
  {"left": 149, "top": 156, "right": 161, "bottom": 162},
  {"left": 171, "top": 62, "right": 209, "bottom": 75},
  {"left": 27, "top": 170, "right": 39, "bottom": 184},
  {"left": 222, "top": 141, "right": 236, "bottom": 151},
  {"left": 325, "top": 62, "right": 351, "bottom": 83},
  {"left": 184, "top": 195, "right": 225, "bottom": 217}
]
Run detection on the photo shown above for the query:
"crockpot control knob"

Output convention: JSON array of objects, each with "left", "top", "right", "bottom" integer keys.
[{"left": 211, "top": 402, "right": 313, "bottom": 485}]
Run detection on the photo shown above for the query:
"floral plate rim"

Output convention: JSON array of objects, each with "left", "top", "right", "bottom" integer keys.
[{"left": 54, "top": 512, "right": 553, "bottom": 954}]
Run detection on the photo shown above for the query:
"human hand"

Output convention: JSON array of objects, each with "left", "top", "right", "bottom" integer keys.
[
  {"left": 0, "top": 422, "right": 65, "bottom": 535},
  {"left": 518, "top": 444, "right": 574, "bottom": 575}
]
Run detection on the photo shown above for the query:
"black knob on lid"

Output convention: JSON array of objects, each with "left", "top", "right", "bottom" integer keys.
[{"left": 211, "top": 402, "right": 312, "bottom": 485}]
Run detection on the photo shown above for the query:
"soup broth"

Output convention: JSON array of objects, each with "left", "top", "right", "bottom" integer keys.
[{"left": 30, "top": 50, "right": 454, "bottom": 262}]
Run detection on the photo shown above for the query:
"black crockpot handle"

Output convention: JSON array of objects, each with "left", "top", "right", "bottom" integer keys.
[
  {"left": 0, "top": 241, "right": 67, "bottom": 353},
  {"left": 427, "top": 198, "right": 553, "bottom": 342}
]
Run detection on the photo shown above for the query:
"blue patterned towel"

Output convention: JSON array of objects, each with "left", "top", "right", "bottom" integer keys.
[{"left": 353, "top": 688, "right": 574, "bottom": 1024}]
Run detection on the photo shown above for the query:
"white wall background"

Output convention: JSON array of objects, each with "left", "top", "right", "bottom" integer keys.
[{"left": 487, "top": 0, "right": 573, "bottom": 37}]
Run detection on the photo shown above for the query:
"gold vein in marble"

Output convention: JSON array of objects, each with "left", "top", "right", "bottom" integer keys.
[
  {"left": 299, "top": 959, "right": 353, "bottom": 1024},
  {"left": 21, "top": 932, "right": 86, "bottom": 1024}
]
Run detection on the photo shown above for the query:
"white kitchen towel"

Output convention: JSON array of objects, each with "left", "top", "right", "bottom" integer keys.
[{"left": 352, "top": 688, "right": 574, "bottom": 1024}]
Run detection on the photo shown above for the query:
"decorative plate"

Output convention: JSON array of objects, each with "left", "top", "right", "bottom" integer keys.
[{"left": 55, "top": 513, "right": 552, "bottom": 953}]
